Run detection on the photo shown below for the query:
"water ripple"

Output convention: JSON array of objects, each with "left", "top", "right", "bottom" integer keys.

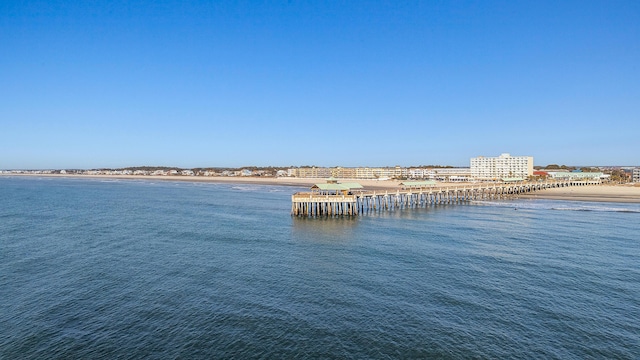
[{"left": 1, "top": 177, "right": 639, "bottom": 359}]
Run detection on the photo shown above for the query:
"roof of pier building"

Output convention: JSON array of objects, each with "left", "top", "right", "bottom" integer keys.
[{"left": 311, "top": 182, "right": 363, "bottom": 191}]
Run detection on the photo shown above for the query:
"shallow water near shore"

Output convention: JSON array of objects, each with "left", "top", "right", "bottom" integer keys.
[{"left": 1, "top": 177, "right": 639, "bottom": 358}]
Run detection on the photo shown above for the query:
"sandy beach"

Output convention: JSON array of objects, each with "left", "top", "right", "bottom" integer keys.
[
  {"left": 3, "top": 173, "right": 640, "bottom": 203},
  {"left": 519, "top": 184, "right": 640, "bottom": 203}
]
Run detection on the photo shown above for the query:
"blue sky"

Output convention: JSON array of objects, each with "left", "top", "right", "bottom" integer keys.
[{"left": 1, "top": 1, "right": 638, "bottom": 169}]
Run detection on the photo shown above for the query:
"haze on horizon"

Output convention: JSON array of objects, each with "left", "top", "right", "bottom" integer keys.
[{"left": 1, "top": 1, "right": 638, "bottom": 170}]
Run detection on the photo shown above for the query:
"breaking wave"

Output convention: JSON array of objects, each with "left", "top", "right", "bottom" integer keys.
[{"left": 472, "top": 199, "right": 640, "bottom": 214}]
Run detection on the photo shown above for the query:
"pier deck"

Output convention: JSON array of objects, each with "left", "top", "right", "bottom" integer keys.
[{"left": 291, "top": 180, "right": 601, "bottom": 217}]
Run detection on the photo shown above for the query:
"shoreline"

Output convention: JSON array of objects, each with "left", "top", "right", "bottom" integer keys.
[
  {"left": 0, "top": 173, "right": 400, "bottom": 190},
  {"left": 519, "top": 185, "right": 640, "bottom": 203},
  {"left": 3, "top": 173, "right": 640, "bottom": 203}
]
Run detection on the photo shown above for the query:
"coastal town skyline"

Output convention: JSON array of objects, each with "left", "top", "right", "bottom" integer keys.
[
  {"left": 6, "top": 150, "right": 636, "bottom": 184},
  {"left": 2, "top": 1, "right": 638, "bottom": 169},
  {"left": 3, "top": 161, "right": 639, "bottom": 171},
  {"left": 2, "top": 160, "right": 639, "bottom": 171},
  {"left": 2, "top": 150, "right": 637, "bottom": 173}
]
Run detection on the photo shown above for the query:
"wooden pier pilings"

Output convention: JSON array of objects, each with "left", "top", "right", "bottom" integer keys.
[{"left": 291, "top": 180, "right": 600, "bottom": 217}]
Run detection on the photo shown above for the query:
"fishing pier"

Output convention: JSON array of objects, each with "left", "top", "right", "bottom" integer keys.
[{"left": 291, "top": 180, "right": 601, "bottom": 217}]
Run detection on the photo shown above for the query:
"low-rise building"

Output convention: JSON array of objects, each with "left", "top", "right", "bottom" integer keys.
[
  {"left": 289, "top": 166, "right": 470, "bottom": 180},
  {"left": 547, "top": 171, "right": 604, "bottom": 181},
  {"left": 633, "top": 168, "right": 640, "bottom": 183},
  {"left": 294, "top": 167, "right": 332, "bottom": 178},
  {"left": 431, "top": 168, "right": 472, "bottom": 181}
]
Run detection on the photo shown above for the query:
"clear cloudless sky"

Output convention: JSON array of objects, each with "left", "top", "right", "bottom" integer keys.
[{"left": 1, "top": 0, "right": 639, "bottom": 169}]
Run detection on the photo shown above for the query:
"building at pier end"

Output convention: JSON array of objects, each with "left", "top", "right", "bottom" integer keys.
[{"left": 470, "top": 153, "right": 534, "bottom": 181}]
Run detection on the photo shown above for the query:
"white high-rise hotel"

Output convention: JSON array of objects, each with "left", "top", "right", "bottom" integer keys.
[{"left": 471, "top": 153, "right": 534, "bottom": 180}]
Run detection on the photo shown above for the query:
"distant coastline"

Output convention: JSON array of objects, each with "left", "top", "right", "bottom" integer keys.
[
  {"left": 2, "top": 173, "right": 640, "bottom": 203},
  {"left": 0, "top": 173, "right": 399, "bottom": 190}
]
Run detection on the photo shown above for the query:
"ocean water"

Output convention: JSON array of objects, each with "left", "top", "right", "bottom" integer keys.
[{"left": 1, "top": 177, "right": 638, "bottom": 359}]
